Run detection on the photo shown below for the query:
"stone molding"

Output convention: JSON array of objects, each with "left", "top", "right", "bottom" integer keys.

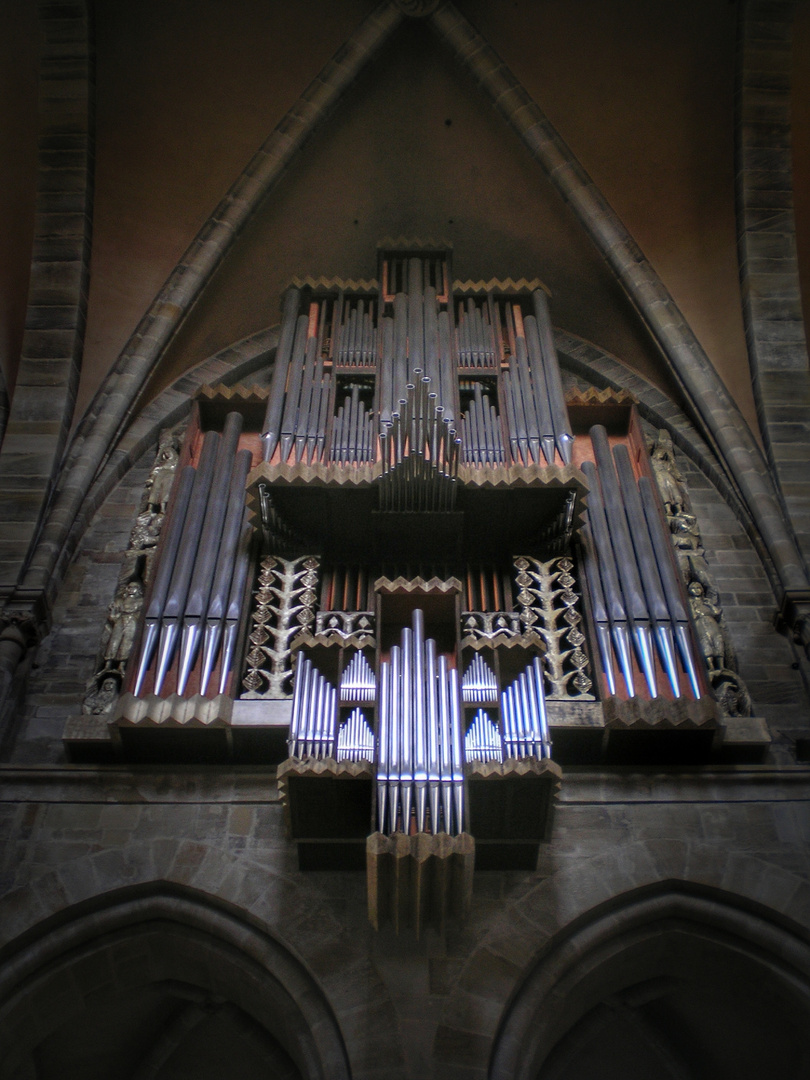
[{"left": 736, "top": 0, "right": 810, "bottom": 568}]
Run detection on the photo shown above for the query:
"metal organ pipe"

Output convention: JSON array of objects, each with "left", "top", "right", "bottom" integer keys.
[
  {"left": 581, "top": 458, "right": 636, "bottom": 697},
  {"left": 177, "top": 412, "right": 244, "bottom": 694},
  {"left": 154, "top": 430, "right": 220, "bottom": 694},
  {"left": 531, "top": 289, "right": 574, "bottom": 465},
  {"left": 638, "top": 476, "right": 702, "bottom": 698},
  {"left": 218, "top": 517, "right": 252, "bottom": 696},
  {"left": 376, "top": 610, "right": 465, "bottom": 836},
  {"left": 590, "top": 425, "right": 658, "bottom": 696},
  {"left": 523, "top": 314, "right": 557, "bottom": 466},
  {"left": 581, "top": 524, "right": 617, "bottom": 696},
  {"left": 262, "top": 286, "right": 302, "bottom": 461},
  {"left": 199, "top": 448, "right": 253, "bottom": 695},
  {"left": 613, "top": 444, "right": 682, "bottom": 697},
  {"left": 134, "top": 464, "right": 195, "bottom": 696}
]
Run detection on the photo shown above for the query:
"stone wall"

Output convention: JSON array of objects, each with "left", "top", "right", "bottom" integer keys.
[{"left": 0, "top": 766, "right": 809, "bottom": 1078}]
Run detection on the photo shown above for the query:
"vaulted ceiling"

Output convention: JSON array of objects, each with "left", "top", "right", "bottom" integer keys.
[{"left": 1, "top": 0, "right": 809, "bottom": 433}]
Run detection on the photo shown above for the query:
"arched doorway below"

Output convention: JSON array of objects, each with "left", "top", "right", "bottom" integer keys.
[
  {"left": 491, "top": 886, "right": 810, "bottom": 1080},
  {"left": 0, "top": 890, "right": 350, "bottom": 1080}
]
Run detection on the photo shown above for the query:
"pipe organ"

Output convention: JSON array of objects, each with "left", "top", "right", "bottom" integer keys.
[{"left": 106, "top": 242, "right": 729, "bottom": 930}]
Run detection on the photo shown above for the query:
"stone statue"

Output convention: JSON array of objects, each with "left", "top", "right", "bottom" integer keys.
[
  {"left": 688, "top": 581, "right": 727, "bottom": 671},
  {"left": 128, "top": 510, "right": 164, "bottom": 551},
  {"left": 101, "top": 580, "right": 143, "bottom": 666},
  {"left": 709, "top": 668, "right": 753, "bottom": 718},
  {"left": 145, "top": 432, "right": 179, "bottom": 512},
  {"left": 649, "top": 430, "right": 688, "bottom": 516},
  {"left": 82, "top": 673, "right": 120, "bottom": 715}
]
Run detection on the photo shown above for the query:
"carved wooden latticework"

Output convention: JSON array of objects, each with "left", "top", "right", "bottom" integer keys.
[
  {"left": 513, "top": 555, "right": 594, "bottom": 700},
  {"left": 242, "top": 555, "right": 320, "bottom": 698}
]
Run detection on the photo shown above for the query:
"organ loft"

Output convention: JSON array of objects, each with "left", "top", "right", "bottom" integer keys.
[{"left": 69, "top": 242, "right": 755, "bottom": 931}]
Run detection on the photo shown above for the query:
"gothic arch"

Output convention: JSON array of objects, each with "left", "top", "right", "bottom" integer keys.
[
  {"left": 22, "top": 1, "right": 807, "bottom": 626},
  {"left": 0, "top": 885, "right": 351, "bottom": 1080},
  {"left": 432, "top": 839, "right": 810, "bottom": 1075},
  {"left": 489, "top": 883, "right": 810, "bottom": 1080}
]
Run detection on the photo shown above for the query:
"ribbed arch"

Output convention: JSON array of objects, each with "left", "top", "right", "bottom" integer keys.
[
  {"left": 0, "top": 885, "right": 352, "bottom": 1080},
  {"left": 489, "top": 882, "right": 810, "bottom": 1080},
  {"left": 21, "top": 0, "right": 808, "bottom": 627}
]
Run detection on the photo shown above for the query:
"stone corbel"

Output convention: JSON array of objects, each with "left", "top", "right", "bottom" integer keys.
[{"left": 776, "top": 589, "right": 810, "bottom": 660}]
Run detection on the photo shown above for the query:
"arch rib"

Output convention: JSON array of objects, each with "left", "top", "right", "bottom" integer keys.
[
  {"left": 428, "top": 0, "right": 809, "bottom": 600},
  {"left": 20, "top": 0, "right": 404, "bottom": 609}
]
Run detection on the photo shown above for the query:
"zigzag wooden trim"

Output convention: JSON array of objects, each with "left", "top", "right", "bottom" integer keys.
[
  {"left": 461, "top": 632, "right": 546, "bottom": 652},
  {"left": 278, "top": 756, "right": 374, "bottom": 782},
  {"left": 290, "top": 631, "right": 376, "bottom": 651},
  {"left": 457, "top": 463, "right": 587, "bottom": 490},
  {"left": 453, "top": 276, "right": 550, "bottom": 297},
  {"left": 289, "top": 275, "right": 379, "bottom": 293},
  {"left": 112, "top": 692, "right": 233, "bottom": 727},
  {"left": 468, "top": 757, "right": 563, "bottom": 789},
  {"left": 374, "top": 575, "right": 462, "bottom": 594},
  {"left": 196, "top": 383, "right": 270, "bottom": 401},
  {"left": 565, "top": 386, "right": 638, "bottom": 406},
  {"left": 602, "top": 695, "right": 719, "bottom": 729}
]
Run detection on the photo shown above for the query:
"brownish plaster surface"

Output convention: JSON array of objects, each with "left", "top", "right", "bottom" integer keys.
[{"left": 78, "top": 0, "right": 752, "bottom": 427}]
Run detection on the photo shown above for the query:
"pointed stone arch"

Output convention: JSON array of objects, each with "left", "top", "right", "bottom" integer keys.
[
  {"left": 0, "top": 885, "right": 352, "bottom": 1080},
  {"left": 487, "top": 882, "right": 810, "bottom": 1079},
  {"left": 13, "top": 0, "right": 808, "bottom": 681}
]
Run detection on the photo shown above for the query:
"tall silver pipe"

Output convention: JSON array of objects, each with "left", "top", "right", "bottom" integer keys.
[
  {"left": 514, "top": 334, "right": 541, "bottom": 464},
  {"left": 426, "top": 636, "right": 440, "bottom": 833},
  {"left": 177, "top": 413, "right": 244, "bottom": 693},
  {"left": 614, "top": 445, "right": 681, "bottom": 696},
  {"left": 400, "top": 626, "right": 414, "bottom": 832},
  {"left": 532, "top": 289, "right": 574, "bottom": 465},
  {"left": 407, "top": 258, "right": 424, "bottom": 377},
  {"left": 448, "top": 665, "right": 464, "bottom": 834},
  {"left": 262, "top": 286, "right": 301, "bottom": 461},
  {"left": 412, "top": 610, "right": 428, "bottom": 832},
  {"left": 638, "top": 476, "right": 702, "bottom": 698},
  {"left": 581, "top": 460, "right": 635, "bottom": 696},
  {"left": 278, "top": 314, "right": 309, "bottom": 463},
  {"left": 394, "top": 292, "right": 409, "bottom": 406},
  {"left": 154, "top": 431, "right": 220, "bottom": 694},
  {"left": 200, "top": 451, "right": 252, "bottom": 695},
  {"left": 288, "top": 653, "right": 307, "bottom": 756},
  {"left": 295, "top": 335, "right": 318, "bottom": 463},
  {"left": 377, "top": 660, "right": 391, "bottom": 831},
  {"left": 437, "top": 309, "right": 456, "bottom": 423},
  {"left": 438, "top": 654, "right": 453, "bottom": 833},
  {"left": 423, "top": 285, "right": 439, "bottom": 388},
  {"left": 531, "top": 656, "right": 551, "bottom": 756},
  {"left": 581, "top": 525, "right": 617, "bottom": 696},
  {"left": 379, "top": 316, "right": 394, "bottom": 425},
  {"left": 134, "top": 464, "right": 195, "bottom": 695},
  {"left": 217, "top": 520, "right": 252, "bottom": 696},
  {"left": 523, "top": 313, "right": 557, "bottom": 466},
  {"left": 590, "top": 426, "right": 657, "bottom": 696},
  {"left": 389, "top": 644, "right": 402, "bottom": 832}
]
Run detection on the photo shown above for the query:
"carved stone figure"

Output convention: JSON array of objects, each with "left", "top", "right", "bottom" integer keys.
[
  {"left": 129, "top": 510, "right": 164, "bottom": 551},
  {"left": 688, "top": 581, "right": 727, "bottom": 671},
  {"left": 649, "top": 429, "right": 689, "bottom": 516},
  {"left": 101, "top": 580, "right": 144, "bottom": 665},
  {"left": 82, "top": 673, "right": 121, "bottom": 715},
  {"left": 709, "top": 668, "right": 753, "bottom": 718},
  {"left": 145, "top": 433, "right": 180, "bottom": 512}
]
